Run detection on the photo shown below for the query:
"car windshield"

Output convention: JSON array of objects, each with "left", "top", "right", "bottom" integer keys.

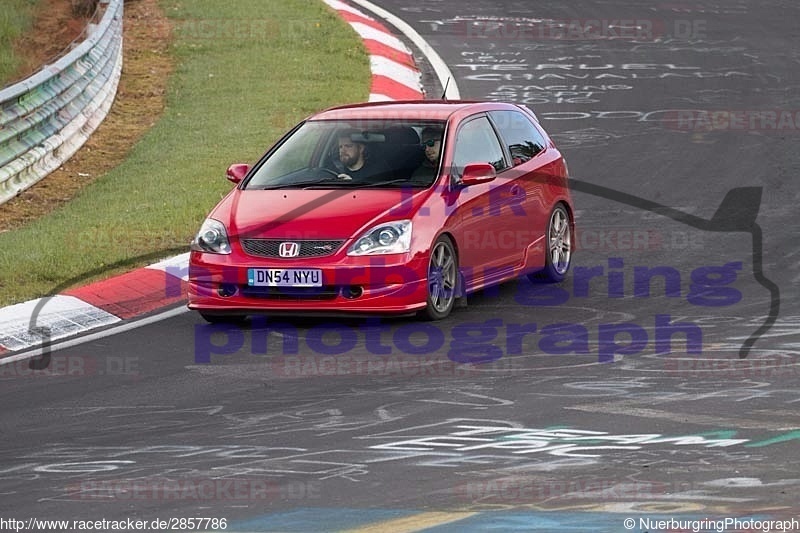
[{"left": 243, "top": 119, "right": 447, "bottom": 189}]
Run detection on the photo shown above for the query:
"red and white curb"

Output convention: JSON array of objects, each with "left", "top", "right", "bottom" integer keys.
[
  {"left": 0, "top": 1, "right": 424, "bottom": 355},
  {"left": 323, "top": 0, "right": 424, "bottom": 101},
  {"left": 0, "top": 255, "right": 189, "bottom": 353}
]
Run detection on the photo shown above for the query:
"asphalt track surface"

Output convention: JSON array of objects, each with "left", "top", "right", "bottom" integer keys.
[{"left": 2, "top": 1, "right": 799, "bottom": 531}]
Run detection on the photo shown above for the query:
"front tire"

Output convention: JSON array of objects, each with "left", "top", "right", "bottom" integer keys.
[
  {"left": 528, "top": 203, "right": 572, "bottom": 283},
  {"left": 421, "top": 235, "right": 458, "bottom": 321}
]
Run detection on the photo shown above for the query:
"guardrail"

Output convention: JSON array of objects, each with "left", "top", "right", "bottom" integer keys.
[{"left": 0, "top": 0, "right": 123, "bottom": 205}]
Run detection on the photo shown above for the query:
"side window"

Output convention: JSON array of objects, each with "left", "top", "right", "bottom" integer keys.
[
  {"left": 452, "top": 115, "right": 507, "bottom": 176},
  {"left": 489, "top": 110, "right": 547, "bottom": 166}
]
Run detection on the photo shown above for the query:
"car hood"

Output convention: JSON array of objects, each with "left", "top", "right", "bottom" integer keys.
[{"left": 216, "top": 188, "right": 429, "bottom": 240}]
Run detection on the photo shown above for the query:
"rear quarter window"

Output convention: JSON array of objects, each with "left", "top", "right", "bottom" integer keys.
[{"left": 488, "top": 110, "right": 547, "bottom": 166}]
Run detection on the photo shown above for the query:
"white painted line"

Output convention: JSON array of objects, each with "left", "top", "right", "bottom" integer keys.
[
  {"left": 349, "top": 0, "right": 461, "bottom": 99},
  {"left": 0, "top": 295, "right": 120, "bottom": 352},
  {"left": 369, "top": 55, "right": 422, "bottom": 92},
  {"left": 0, "top": 305, "right": 190, "bottom": 365},
  {"left": 368, "top": 93, "right": 394, "bottom": 102},
  {"left": 145, "top": 252, "right": 190, "bottom": 280},
  {"left": 323, "top": 0, "right": 370, "bottom": 19},
  {"left": 349, "top": 21, "right": 409, "bottom": 53}
]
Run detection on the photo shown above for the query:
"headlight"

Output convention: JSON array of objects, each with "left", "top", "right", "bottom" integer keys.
[
  {"left": 190, "top": 218, "right": 231, "bottom": 254},
  {"left": 347, "top": 220, "right": 412, "bottom": 256}
]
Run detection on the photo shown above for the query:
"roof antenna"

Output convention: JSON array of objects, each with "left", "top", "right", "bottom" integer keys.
[{"left": 440, "top": 77, "right": 450, "bottom": 100}]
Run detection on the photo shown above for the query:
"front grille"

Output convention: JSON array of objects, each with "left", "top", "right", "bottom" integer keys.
[
  {"left": 241, "top": 239, "right": 345, "bottom": 258},
  {"left": 240, "top": 285, "right": 340, "bottom": 300}
]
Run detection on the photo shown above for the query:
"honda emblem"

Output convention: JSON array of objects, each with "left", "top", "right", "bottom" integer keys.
[{"left": 278, "top": 242, "right": 300, "bottom": 258}]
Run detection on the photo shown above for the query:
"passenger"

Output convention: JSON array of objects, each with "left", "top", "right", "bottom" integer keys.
[{"left": 411, "top": 126, "right": 443, "bottom": 183}]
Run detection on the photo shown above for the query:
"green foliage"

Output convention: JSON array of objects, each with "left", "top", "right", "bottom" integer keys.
[{"left": 0, "top": 0, "right": 40, "bottom": 86}]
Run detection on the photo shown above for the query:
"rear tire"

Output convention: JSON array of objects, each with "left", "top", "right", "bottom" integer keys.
[
  {"left": 420, "top": 235, "right": 458, "bottom": 321},
  {"left": 528, "top": 203, "right": 572, "bottom": 283}
]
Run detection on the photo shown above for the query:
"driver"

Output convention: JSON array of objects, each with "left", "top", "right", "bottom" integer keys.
[{"left": 334, "top": 129, "right": 388, "bottom": 182}]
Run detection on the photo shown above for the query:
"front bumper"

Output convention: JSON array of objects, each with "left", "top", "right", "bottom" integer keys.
[{"left": 187, "top": 250, "right": 429, "bottom": 314}]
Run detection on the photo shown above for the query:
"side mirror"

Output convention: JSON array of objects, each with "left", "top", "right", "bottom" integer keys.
[
  {"left": 226, "top": 163, "right": 250, "bottom": 184},
  {"left": 460, "top": 162, "right": 496, "bottom": 186}
]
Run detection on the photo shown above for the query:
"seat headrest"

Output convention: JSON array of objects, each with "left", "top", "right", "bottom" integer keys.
[{"left": 383, "top": 127, "right": 420, "bottom": 145}]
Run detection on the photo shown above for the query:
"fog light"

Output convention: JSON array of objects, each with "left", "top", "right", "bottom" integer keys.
[
  {"left": 218, "top": 284, "right": 237, "bottom": 297},
  {"left": 344, "top": 286, "right": 363, "bottom": 299}
]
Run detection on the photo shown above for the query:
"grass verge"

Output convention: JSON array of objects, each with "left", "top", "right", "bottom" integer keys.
[
  {"left": 0, "top": 0, "right": 40, "bottom": 84},
  {"left": 0, "top": 0, "right": 369, "bottom": 306}
]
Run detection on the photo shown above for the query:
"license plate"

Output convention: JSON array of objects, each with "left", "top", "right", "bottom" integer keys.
[{"left": 247, "top": 268, "right": 322, "bottom": 287}]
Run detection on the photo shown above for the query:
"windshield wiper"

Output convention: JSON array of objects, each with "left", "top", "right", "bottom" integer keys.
[
  {"left": 259, "top": 178, "right": 428, "bottom": 190},
  {"left": 258, "top": 178, "right": 356, "bottom": 190},
  {"left": 356, "top": 179, "right": 420, "bottom": 188}
]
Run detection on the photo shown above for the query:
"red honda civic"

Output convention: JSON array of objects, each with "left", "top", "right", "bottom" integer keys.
[{"left": 188, "top": 100, "right": 574, "bottom": 322}]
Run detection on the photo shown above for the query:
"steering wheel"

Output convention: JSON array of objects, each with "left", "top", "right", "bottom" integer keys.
[
  {"left": 319, "top": 167, "right": 339, "bottom": 177},
  {"left": 319, "top": 167, "right": 353, "bottom": 180}
]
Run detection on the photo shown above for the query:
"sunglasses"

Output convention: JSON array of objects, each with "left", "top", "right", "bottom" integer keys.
[{"left": 421, "top": 139, "right": 439, "bottom": 147}]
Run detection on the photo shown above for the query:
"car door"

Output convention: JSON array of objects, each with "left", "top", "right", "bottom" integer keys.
[
  {"left": 487, "top": 109, "right": 553, "bottom": 269},
  {"left": 449, "top": 114, "right": 518, "bottom": 289}
]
